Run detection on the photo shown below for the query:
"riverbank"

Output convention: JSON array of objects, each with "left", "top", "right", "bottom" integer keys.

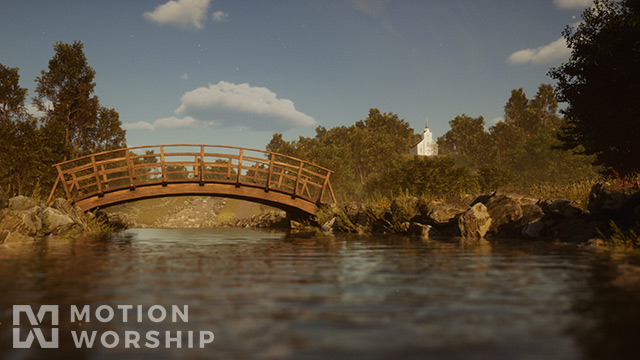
[
  {"left": 0, "top": 186, "right": 117, "bottom": 242},
  {"left": 2, "top": 182, "right": 639, "bottom": 249},
  {"left": 313, "top": 183, "right": 640, "bottom": 248}
]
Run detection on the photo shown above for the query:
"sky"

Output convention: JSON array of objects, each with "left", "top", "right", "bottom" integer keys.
[{"left": 1, "top": 0, "right": 594, "bottom": 150}]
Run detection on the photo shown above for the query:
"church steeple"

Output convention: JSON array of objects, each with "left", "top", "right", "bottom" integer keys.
[{"left": 425, "top": 116, "right": 429, "bottom": 129}]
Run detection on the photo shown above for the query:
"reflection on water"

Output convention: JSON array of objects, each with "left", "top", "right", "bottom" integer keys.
[{"left": 1, "top": 228, "right": 639, "bottom": 359}]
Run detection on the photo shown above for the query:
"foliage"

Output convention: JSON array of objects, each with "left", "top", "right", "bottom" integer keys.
[
  {"left": 0, "top": 41, "right": 127, "bottom": 198},
  {"left": 598, "top": 221, "right": 640, "bottom": 250},
  {"left": 549, "top": 0, "right": 640, "bottom": 176},
  {"left": 436, "top": 114, "right": 488, "bottom": 167},
  {"left": 34, "top": 41, "right": 126, "bottom": 159},
  {"left": 267, "top": 108, "right": 419, "bottom": 201},
  {"left": 437, "top": 84, "right": 598, "bottom": 193},
  {"left": 366, "top": 156, "right": 479, "bottom": 199}
]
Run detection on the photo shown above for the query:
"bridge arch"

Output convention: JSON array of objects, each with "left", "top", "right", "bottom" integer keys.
[{"left": 48, "top": 144, "right": 336, "bottom": 218}]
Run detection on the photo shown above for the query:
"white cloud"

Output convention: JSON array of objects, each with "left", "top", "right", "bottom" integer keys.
[
  {"left": 124, "top": 120, "right": 155, "bottom": 131},
  {"left": 507, "top": 37, "right": 571, "bottom": 66},
  {"left": 123, "top": 117, "right": 214, "bottom": 131},
  {"left": 143, "top": 0, "right": 211, "bottom": 30},
  {"left": 553, "top": 0, "right": 593, "bottom": 9},
  {"left": 212, "top": 11, "right": 229, "bottom": 23},
  {"left": 25, "top": 101, "right": 52, "bottom": 118},
  {"left": 175, "top": 81, "right": 316, "bottom": 131},
  {"left": 179, "top": 73, "right": 189, "bottom": 80},
  {"left": 126, "top": 82, "right": 315, "bottom": 132}
]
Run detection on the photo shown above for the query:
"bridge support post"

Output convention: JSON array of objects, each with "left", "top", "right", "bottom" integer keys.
[{"left": 126, "top": 150, "right": 136, "bottom": 190}]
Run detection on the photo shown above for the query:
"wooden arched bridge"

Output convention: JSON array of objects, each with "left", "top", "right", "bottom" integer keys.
[{"left": 47, "top": 144, "right": 336, "bottom": 218}]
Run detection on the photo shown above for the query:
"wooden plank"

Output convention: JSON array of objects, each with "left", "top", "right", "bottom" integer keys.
[
  {"left": 236, "top": 148, "right": 243, "bottom": 187},
  {"left": 160, "top": 146, "right": 167, "bottom": 185}
]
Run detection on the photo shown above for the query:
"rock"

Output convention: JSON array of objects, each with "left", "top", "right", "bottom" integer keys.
[
  {"left": 50, "top": 198, "right": 86, "bottom": 226},
  {"left": 407, "top": 222, "right": 433, "bottom": 240},
  {"left": 588, "top": 182, "right": 640, "bottom": 223},
  {"left": 427, "top": 200, "right": 468, "bottom": 225},
  {"left": 491, "top": 186, "right": 539, "bottom": 206},
  {"left": 520, "top": 204, "right": 545, "bottom": 224},
  {"left": 485, "top": 195, "right": 523, "bottom": 236},
  {"left": 8, "top": 196, "right": 42, "bottom": 210},
  {"left": 321, "top": 217, "right": 339, "bottom": 233},
  {"left": 0, "top": 209, "right": 42, "bottom": 236},
  {"left": 458, "top": 203, "right": 491, "bottom": 238},
  {"left": 0, "top": 230, "right": 34, "bottom": 243},
  {"left": 40, "top": 207, "right": 76, "bottom": 235},
  {"left": 522, "top": 220, "right": 545, "bottom": 238},
  {"left": 539, "top": 198, "right": 586, "bottom": 219},
  {"left": 0, "top": 186, "right": 8, "bottom": 209}
]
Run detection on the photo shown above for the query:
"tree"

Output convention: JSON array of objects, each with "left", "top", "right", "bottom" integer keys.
[
  {"left": 437, "top": 114, "right": 489, "bottom": 167},
  {"left": 0, "top": 64, "right": 27, "bottom": 122},
  {"left": 267, "top": 108, "right": 419, "bottom": 201},
  {"left": 549, "top": 0, "right": 640, "bottom": 176},
  {"left": 0, "top": 64, "right": 46, "bottom": 195},
  {"left": 34, "top": 41, "right": 126, "bottom": 159}
]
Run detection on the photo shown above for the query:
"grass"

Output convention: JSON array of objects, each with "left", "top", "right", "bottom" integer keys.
[{"left": 598, "top": 221, "right": 640, "bottom": 250}]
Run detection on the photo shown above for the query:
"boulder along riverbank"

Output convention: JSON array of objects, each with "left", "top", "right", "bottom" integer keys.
[{"left": 316, "top": 183, "right": 640, "bottom": 245}]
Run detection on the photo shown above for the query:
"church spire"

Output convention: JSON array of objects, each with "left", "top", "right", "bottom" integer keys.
[{"left": 425, "top": 116, "right": 429, "bottom": 129}]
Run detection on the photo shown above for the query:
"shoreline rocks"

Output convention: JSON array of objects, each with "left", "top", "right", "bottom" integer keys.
[
  {"left": 318, "top": 183, "right": 640, "bottom": 244},
  {"left": 0, "top": 189, "right": 114, "bottom": 243}
]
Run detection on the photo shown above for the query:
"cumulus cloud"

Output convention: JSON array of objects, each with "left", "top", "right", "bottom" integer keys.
[
  {"left": 143, "top": 0, "right": 211, "bottom": 30},
  {"left": 125, "top": 81, "right": 315, "bottom": 132},
  {"left": 175, "top": 81, "right": 316, "bottom": 131},
  {"left": 507, "top": 37, "right": 571, "bottom": 66},
  {"left": 212, "top": 10, "right": 229, "bottom": 23},
  {"left": 553, "top": 0, "right": 593, "bottom": 9},
  {"left": 123, "top": 117, "right": 214, "bottom": 131}
]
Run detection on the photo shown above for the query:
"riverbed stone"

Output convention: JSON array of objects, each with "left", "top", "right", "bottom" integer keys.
[
  {"left": 40, "top": 207, "right": 76, "bottom": 235},
  {"left": 588, "top": 182, "right": 640, "bottom": 225},
  {"left": 491, "top": 186, "right": 539, "bottom": 206},
  {"left": 321, "top": 217, "right": 339, "bottom": 233},
  {"left": 0, "top": 209, "right": 41, "bottom": 236},
  {"left": 522, "top": 220, "right": 545, "bottom": 238},
  {"left": 8, "top": 196, "right": 42, "bottom": 211},
  {"left": 539, "top": 198, "right": 586, "bottom": 219},
  {"left": 427, "top": 200, "right": 468, "bottom": 225},
  {"left": 485, "top": 195, "right": 523, "bottom": 236},
  {"left": 458, "top": 203, "right": 491, "bottom": 238},
  {"left": 408, "top": 222, "right": 433, "bottom": 240}
]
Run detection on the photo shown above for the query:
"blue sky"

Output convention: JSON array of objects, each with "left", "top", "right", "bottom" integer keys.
[{"left": 1, "top": 0, "right": 592, "bottom": 150}]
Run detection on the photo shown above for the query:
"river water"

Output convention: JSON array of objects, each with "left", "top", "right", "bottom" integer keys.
[{"left": 1, "top": 228, "right": 639, "bottom": 359}]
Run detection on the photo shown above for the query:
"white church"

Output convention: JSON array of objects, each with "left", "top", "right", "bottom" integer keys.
[{"left": 410, "top": 118, "right": 438, "bottom": 156}]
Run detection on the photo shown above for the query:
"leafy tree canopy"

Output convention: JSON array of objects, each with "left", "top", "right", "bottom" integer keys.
[
  {"left": 549, "top": 0, "right": 640, "bottom": 176},
  {"left": 34, "top": 41, "right": 126, "bottom": 159}
]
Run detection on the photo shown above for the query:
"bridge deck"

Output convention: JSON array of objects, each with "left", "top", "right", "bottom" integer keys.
[{"left": 48, "top": 144, "right": 336, "bottom": 216}]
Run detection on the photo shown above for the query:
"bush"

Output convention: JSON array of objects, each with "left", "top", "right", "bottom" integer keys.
[{"left": 366, "top": 156, "right": 479, "bottom": 199}]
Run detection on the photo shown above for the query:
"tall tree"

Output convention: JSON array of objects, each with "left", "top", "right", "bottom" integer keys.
[
  {"left": 34, "top": 41, "right": 126, "bottom": 158},
  {"left": 0, "top": 64, "right": 27, "bottom": 122},
  {"left": 437, "top": 114, "right": 489, "bottom": 167},
  {"left": 549, "top": 0, "right": 640, "bottom": 176},
  {"left": 0, "top": 64, "right": 45, "bottom": 195},
  {"left": 267, "top": 108, "right": 419, "bottom": 200}
]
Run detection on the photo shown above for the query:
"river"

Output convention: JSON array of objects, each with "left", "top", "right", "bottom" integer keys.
[{"left": 1, "top": 228, "right": 639, "bottom": 359}]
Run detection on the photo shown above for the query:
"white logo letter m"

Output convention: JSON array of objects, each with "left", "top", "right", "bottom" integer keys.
[{"left": 13, "top": 305, "right": 59, "bottom": 348}]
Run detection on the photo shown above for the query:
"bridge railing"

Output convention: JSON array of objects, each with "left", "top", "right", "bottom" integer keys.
[{"left": 48, "top": 144, "right": 336, "bottom": 206}]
